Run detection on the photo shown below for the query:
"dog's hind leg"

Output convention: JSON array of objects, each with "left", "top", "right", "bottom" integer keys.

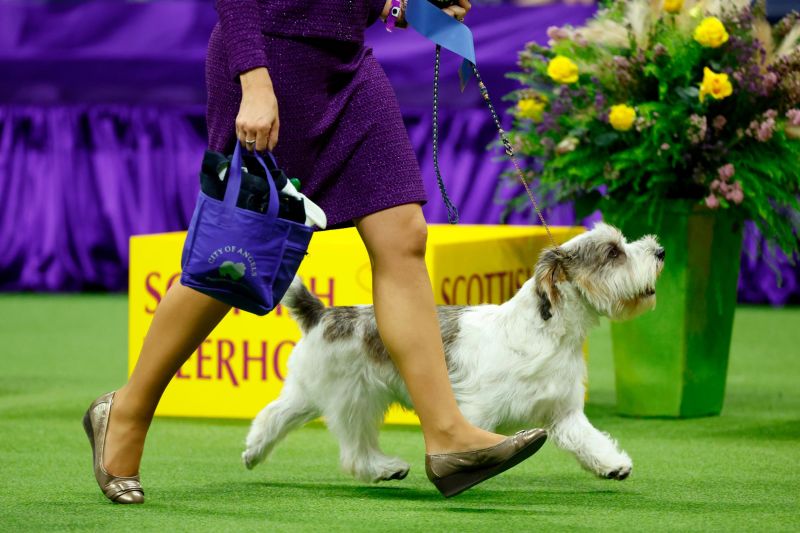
[
  {"left": 323, "top": 386, "right": 410, "bottom": 483},
  {"left": 242, "top": 384, "right": 319, "bottom": 470}
]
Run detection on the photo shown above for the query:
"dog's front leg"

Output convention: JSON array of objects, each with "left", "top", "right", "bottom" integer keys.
[
  {"left": 324, "top": 393, "right": 411, "bottom": 484},
  {"left": 549, "top": 410, "right": 632, "bottom": 480}
]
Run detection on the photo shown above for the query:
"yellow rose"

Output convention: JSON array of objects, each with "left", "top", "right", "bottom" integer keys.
[
  {"left": 663, "top": 0, "right": 683, "bottom": 14},
  {"left": 547, "top": 56, "right": 579, "bottom": 84},
  {"left": 516, "top": 96, "right": 548, "bottom": 122},
  {"left": 699, "top": 67, "right": 733, "bottom": 102},
  {"left": 694, "top": 17, "right": 729, "bottom": 48},
  {"left": 609, "top": 104, "right": 636, "bottom": 132}
]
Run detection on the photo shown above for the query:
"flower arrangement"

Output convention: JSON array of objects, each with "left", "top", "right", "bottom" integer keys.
[{"left": 504, "top": 0, "right": 800, "bottom": 255}]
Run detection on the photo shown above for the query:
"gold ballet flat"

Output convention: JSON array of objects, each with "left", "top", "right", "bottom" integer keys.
[
  {"left": 82, "top": 391, "right": 144, "bottom": 504},
  {"left": 425, "top": 428, "right": 547, "bottom": 498}
]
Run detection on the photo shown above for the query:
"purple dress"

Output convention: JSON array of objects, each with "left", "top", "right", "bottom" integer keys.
[{"left": 206, "top": 0, "right": 428, "bottom": 229}]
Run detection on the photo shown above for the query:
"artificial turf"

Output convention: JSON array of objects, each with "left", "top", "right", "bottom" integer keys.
[{"left": 0, "top": 294, "right": 798, "bottom": 532}]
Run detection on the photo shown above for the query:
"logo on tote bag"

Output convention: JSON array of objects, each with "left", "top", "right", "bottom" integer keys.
[
  {"left": 219, "top": 261, "right": 246, "bottom": 280},
  {"left": 207, "top": 246, "right": 258, "bottom": 282}
]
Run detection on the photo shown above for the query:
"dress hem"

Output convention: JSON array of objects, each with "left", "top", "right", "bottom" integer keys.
[{"left": 320, "top": 190, "right": 430, "bottom": 230}]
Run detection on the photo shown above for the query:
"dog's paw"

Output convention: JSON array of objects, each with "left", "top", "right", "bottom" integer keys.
[
  {"left": 374, "top": 465, "right": 410, "bottom": 482},
  {"left": 369, "top": 457, "right": 411, "bottom": 483},
  {"left": 242, "top": 448, "right": 263, "bottom": 470},
  {"left": 350, "top": 456, "right": 411, "bottom": 483},
  {"left": 602, "top": 465, "right": 632, "bottom": 480}
]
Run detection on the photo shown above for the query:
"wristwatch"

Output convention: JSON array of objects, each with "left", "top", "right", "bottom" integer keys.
[{"left": 385, "top": 0, "right": 407, "bottom": 31}]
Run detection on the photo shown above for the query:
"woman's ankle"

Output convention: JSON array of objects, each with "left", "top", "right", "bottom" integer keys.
[
  {"left": 112, "top": 386, "right": 157, "bottom": 427},
  {"left": 423, "top": 420, "right": 504, "bottom": 454},
  {"left": 103, "top": 388, "right": 151, "bottom": 477}
]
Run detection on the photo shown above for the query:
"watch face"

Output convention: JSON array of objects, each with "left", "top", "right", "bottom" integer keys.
[{"left": 391, "top": 6, "right": 401, "bottom": 16}]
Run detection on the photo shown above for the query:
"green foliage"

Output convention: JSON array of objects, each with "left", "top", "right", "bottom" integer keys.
[{"left": 503, "top": 1, "right": 800, "bottom": 256}]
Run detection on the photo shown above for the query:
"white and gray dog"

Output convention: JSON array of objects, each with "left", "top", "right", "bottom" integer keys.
[{"left": 243, "top": 223, "right": 664, "bottom": 483}]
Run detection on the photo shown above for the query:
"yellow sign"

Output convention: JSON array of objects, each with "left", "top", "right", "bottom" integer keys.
[{"left": 129, "top": 225, "right": 583, "bottom": 424}]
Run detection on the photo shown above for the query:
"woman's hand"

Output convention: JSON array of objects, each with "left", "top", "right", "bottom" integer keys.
[
  {"left": 382, "top": 0, "right": 472, "bottom": 27},
  {"left": 442, "top": 0, "right": 471, "bottom": 22},
  {"left": 237, "top": 67, "right": 280, "bottom": 152}
]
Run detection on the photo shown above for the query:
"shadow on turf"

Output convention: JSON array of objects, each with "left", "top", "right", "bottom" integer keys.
[
  {"left": 227, "top": 480, "right": 627, "bottom": 504},
  {"left": 137, "top": 480, "right": 776, "bottom": 521}
]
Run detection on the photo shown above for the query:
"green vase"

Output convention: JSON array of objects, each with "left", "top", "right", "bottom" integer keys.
[{"left": 604, "top": 200, "right": 744, "bottom": 418}]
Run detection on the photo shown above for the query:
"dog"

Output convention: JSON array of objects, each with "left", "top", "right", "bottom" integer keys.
[{"left": 242, "top": 223, "right": 664, "bottom": 483}]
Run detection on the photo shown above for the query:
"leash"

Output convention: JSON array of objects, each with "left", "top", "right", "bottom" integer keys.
[{"left": 411, "top": 0, "right": 558, "bottom": 249}]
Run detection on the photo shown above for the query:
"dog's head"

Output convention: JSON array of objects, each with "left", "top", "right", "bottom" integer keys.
[{"left": 534, "top": 222, "right": 664, "bottom": 321}]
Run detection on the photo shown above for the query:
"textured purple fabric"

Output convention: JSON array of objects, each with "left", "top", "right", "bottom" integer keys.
[
  {"left": 205, "top": 27, "right": 428, "bottom": 228},
  {"left": 214, "top": 0, "right": 387, "bottom": 82},
  {"left": 0, "top": 1, "right": 797, "bottom": 303}
]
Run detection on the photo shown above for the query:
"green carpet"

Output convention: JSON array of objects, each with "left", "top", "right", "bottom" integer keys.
[{"left": 0, "top": 295, "right": 798, "bottom": 532}]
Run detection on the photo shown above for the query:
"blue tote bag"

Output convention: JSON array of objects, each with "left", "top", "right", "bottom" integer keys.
[{"left": 180, "top": 141, "right": 313, "bottom": 315}]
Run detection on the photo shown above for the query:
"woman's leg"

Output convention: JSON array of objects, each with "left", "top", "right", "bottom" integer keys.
[
  {"left": 102, "top": 201, "right": 504, "bottom": 476},
  {"left": 354, "top": 203, "right": 505, "bottom": 454},
  {"left": 102, "top": 283, "right": 231, "bottom": 476}
]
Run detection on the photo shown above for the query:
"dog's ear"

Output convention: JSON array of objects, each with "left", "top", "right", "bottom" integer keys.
[{"left": 534, "top": 247, "right": 569, "bottom": 321}]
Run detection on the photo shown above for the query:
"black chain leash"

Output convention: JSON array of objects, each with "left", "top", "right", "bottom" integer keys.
[
  {"left": 433, "top": 44, "right": 460, "bottom": 224},
  {"left": 432, "top": 44, "right": 557, "bottom": 248}
]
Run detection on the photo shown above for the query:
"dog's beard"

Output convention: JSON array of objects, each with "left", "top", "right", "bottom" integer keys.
[
  {"left": 575, "top": 265, "right": 660, "bottom": 321},
  {"left": 611, "top": 262, "right": 660, "bottom": 320},
  {"left": 614, "top": 291, "right": 656, "bottom": 320}
]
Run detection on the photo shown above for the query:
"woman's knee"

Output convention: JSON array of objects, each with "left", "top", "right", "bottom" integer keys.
[
  {"left": 357, "top": 204, "right": 428, "bottom": 262},
  {"left": 397, "top": 213, "right": 428, "bottom": 259}
]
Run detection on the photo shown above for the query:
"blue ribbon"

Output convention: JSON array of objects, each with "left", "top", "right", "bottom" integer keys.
[{"left": 404, "top": 0, "right": 476, "bottom": 91}]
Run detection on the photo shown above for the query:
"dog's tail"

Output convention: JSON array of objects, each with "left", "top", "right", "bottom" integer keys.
[{"left": 280, "top": 276, "right": 325, "bottom": 334}]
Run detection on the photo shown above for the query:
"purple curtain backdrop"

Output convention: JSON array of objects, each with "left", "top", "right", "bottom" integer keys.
[{"left": 0, "top": 1, "right": 797, "bottom": 303}]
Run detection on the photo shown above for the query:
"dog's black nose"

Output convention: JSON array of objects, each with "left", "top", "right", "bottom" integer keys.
[{"left": 655, "top": 247, "right": 665, "bottom": 261}]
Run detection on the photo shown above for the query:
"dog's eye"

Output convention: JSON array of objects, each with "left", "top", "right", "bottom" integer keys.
[{"left": 607, "top": 246, "right": 620, "bottom": 260}]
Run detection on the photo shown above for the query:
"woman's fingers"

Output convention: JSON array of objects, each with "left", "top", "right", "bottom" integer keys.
[
  {"left": 236, "top": 119, "right": 256, "bottom": 152},
  {"left": 457, "top": 0, "right": 471, "bottom": 12},
  {"left": 443, "top": 5, "right": 467, "bottom": 20},
  {"left": 236, "top": 120, "right": 278, "bottom": 152},
  {"left": 236, "top": 114, "right": 280, "bottom": 152},
  {"left": 268, "top": 118, "right": 280, "bottom": 151},
  {"left": 255, "top": 120, "right": 271, "bottom": 153}
]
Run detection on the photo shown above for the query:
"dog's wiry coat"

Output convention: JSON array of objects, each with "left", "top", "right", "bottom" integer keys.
[{"left": 243, "top": 223, "right": 664, "bottom": 483}]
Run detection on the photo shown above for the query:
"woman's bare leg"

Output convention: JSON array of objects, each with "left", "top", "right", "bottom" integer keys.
[
  {"left": 355, "top": 203, "right": 505, "bottom": 454},
  {"left": 103, "top": 201, "right": 502, "bottom": 476},
  {"left": 102, "top": 283, "right": 231, "bottom": 476}
]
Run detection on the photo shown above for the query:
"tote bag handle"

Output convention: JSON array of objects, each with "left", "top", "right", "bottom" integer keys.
[{"left": 225, "top": 141, "right": 280, "bottom": 222}]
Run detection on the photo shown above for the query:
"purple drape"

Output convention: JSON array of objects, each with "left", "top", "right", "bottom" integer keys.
[
  {"left": 0, "top": 0, "right": 797, "bottom": 304},
  {"left": 0, "top": 104, "right": 201, "bottom": 290}
]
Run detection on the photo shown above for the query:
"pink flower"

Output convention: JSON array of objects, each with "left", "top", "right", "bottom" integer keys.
[
  {"left": 764, "top": 72, "right": 779, "bottom": 91},
  {"left": 705, "top": 194, "right": 720, "bottom": 209},
  {"left": 713, "top": 115, "right": 727, "bottom": 130},
  {"left": 612, "top": 56, "right": 630, "bottom": 68},
  {"left": 547, "top": 26, "right": 571, "bottom": 41},
  {"left": 725, "top": 181, "right": 744, "bottom": 205},
  {"left": 710, "top": 179, "right": 721, "bottom": 191},
  {"left": 688, "top": 114, "right": 708, "bottom": 144},
  {"left": 748, "top": 117, "right": 776, "bottom": 142},
  {"left": 718, "top": 163, "right": 735, "bottom": 182},
  {"left": 764, "top": 109, "right": 778, "bottom": 119},
  {"left": 757, "top": 118, "right": 776, "bottom": 142},
  {"left": 660, "top": 143, "right": 671, "bottom": 150},
  {"left": 787, "top": 109, "right": 800, "bottom": 127}
]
